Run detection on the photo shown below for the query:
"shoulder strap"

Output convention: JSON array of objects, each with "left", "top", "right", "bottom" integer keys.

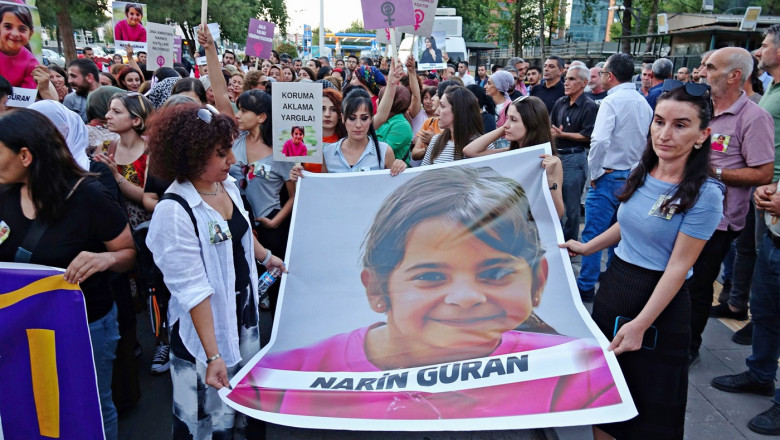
[
  {"left": 15, "top": 177, "right": 86, "bottom": 263},
  {"left": 161, "top": 193, "right": 198, "bottom": 238}
]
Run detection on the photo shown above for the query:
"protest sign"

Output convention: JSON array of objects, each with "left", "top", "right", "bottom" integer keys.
[
  {"left": 194, "top": 22, "right": 221, "bottom": 60},
  {"left": 146, "top": 22, "right": 175, "bottom": 71},
  {"left": 417, "top": 31, "right": 446, "bottom": 71},
  {"left": 271, "top": 82, "right": 322, "bottom": 163},
  {"left": 112, "top": 1, "right": 148, "bottom": 52},
  {"left": 173, "top": 36, "right": 182, "bottom": 63},
  {"left": 0, "top": 263, "right": 104, "bottom": 439},
  {"left": 397, "top": 0, "right": 438, "bottom": 36},
  {"left": 361, "top": 0, "right": 415, "bottom": 30},
  {"left": 0, "top": 0, "right": 43, "bottom": 107},
  {"left": 245, "top": 19, "right": 275, "bottom": 59},
  {"left": 222, "top": 146, "right": 636, "bottom": 430},
  {"left": 375, "top": 27, "right": 403, "bottom": 45}
]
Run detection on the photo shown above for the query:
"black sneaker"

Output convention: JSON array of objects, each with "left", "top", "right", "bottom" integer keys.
[
  {"left": 749, "top": 403, "right": 780, "bottom": 435},
  {"left": 709, "top": 303, "right": 748, "bottom": 320},
  {"left": 711, "top": 371, "right": 774, "bottom": 396},
  {"left": 151, "top": 342, "right": 170, "bottom": 375},
  {"left": 732, "top": 322, "right": 753, "bottom": 345}
]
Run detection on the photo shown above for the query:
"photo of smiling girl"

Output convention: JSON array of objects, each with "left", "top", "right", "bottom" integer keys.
[
  {"left": 0, "top": 3, "right": 38, "bottom": 88},
  {"left": 113, "top": 2, "right": 146, "bottom": 44},
  {"left": 281, "top": 126, "right": 308, "bottom": 157},
  {"left": 228, "top": 166, "right": 621, "bottom": 419}
]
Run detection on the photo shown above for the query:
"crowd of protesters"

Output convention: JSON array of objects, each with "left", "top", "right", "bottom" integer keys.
[{"left": 1, "top": 18, "right": 779, "bottom": 440}]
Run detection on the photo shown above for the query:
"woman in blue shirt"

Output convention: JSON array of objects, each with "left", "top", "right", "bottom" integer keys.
[{"left": 561, "top": 83, "right": 724, "bottom": 440}]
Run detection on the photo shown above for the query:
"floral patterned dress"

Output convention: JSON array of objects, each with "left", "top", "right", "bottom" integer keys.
[{"left": 102, "top": 144, "right": 151, "bottom": 228}]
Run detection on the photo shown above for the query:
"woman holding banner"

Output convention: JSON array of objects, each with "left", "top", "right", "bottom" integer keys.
[
  {"left": 561, "top": 83, "right": 724, "bottom": 438},
  {"left": 0, "top": 109, "right": 136, "bottom": 440}
]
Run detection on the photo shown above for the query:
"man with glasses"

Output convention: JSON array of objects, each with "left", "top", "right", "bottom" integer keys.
[
  {"left": 550, "top": 65, "right": 597, "bottom": 242},
  {"left": 645, "top": 58, "right": 673, "bottom": 110},
  {"left": 677, "top": 66, "right": 691, "bottom": 82},
  {"left": 577, "top": 53, "right": 653, "bottom": 302},
  {"left": 503, "top": 66, "right": 523, "bottom": 100},
  {"left": 347, "top": 55, "right": 359, "bottom": 72},
  {"left": 686, "top": 47, "right": 775, "bottom": 368},
  {"left": 531, "top": 56, "right": 565, "bottom": 113},
  {"left": 508, "top": 57, "right": 529, "bottom": 96}
]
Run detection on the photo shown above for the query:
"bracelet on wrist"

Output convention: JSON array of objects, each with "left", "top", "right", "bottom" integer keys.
[
  {"left": 261, "top": 249, "right": 272, "bottom": 266},
  {"left": 206, "top": 353, "right": 221, "bottom": 364}
]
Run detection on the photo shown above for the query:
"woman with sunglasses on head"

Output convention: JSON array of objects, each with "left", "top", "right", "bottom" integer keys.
[
  {"left": 145, "top": 104, "right": 284, "bottom": 438},
  {"left": 561, "top": 83, "right": 724, "bottom": 440},
  {"left": 93, "top": 92, "right": 154, "bottom": 228},
  {"left": 463, "top": 96, "right": 564, "bottom": 218},
  {"left": 229, "top": 89, "right": 295, "bottom": 314}
]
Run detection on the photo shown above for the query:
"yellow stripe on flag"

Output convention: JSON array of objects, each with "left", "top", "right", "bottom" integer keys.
[
  {"left": 0, "top": 275, "right": 78, "bottom": 310},
  {"left": 27, "top": 329, "right": 59, "bottom": 438}
]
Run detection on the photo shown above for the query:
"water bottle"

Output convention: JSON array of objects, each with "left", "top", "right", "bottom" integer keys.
[{"left": 258, "top": 267, "right": 282, "bottom": 298}]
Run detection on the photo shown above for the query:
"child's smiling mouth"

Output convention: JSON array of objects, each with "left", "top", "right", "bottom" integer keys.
[{"left": 428, "top": 313, "right": 505, "bottom": 327}]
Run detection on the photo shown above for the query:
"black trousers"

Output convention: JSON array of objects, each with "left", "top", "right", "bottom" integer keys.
[{"left": 688, "top": 228, "right": 741, "bottom": 353}]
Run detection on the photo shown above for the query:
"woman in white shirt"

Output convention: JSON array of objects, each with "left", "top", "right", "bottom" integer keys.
[{"left": 145, "top": 104, "right": 285, "bottom": 439}]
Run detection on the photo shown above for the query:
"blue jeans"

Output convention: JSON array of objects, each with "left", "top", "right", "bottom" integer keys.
[
  {"left": 560, "top": 151, "right": 588, "bottom": 242},
  {"left": 746, "top": 233, "right": 780, "bottom": 403},
  {"left": 578, "top": 170, "right": 629, "bottom": 292},
  {"left": 89, "top": 303, "right": 120, "bottom": 440}
]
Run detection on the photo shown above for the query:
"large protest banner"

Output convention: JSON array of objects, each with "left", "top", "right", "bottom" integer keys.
[
  {"left": 222, "top": 145, "right": 636, "bottom": 430},
  {"left": 0, "top": 263, "right": 104, "bottom": 439},
  {"left": 0, "top": 0, "right": 44, "bottom": 107}
]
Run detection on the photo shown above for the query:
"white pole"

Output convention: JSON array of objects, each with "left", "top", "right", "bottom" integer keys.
[{"left": 319, "top": 0, "right": 325, "bottom": 58}]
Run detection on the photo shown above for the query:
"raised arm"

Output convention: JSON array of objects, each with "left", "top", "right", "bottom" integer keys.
[
  {"left": 373, "top": 57, "right": 403, "bottom": 129},
  {"left": 198, "top": 24, "right": 234, "bottom": 117},
  {"left": 406, "top": 55, "right": 421, "bottom": 118}
]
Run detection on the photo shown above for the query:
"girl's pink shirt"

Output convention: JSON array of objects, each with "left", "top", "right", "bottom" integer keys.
[
  {"left": 0, "top": 46, "right": 37, "bottom": 88},
  {"left": 229, "top": 325, "right": 621, "bottom": 419},
  {"left": 282, "top": 139, "right": 308, "bottom": 157},
  {"left": 114, "top": 19, "right": 146, "bottom": 42}
]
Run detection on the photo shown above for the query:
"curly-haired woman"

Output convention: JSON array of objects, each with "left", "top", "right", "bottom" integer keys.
[{"left": 145, "top": 103, "right": 285, "bottom": 438}]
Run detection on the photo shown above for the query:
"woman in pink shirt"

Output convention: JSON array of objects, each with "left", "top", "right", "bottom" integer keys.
[
  {"left": 228, "top": 166, "right": 621, "bottom": 419},
  {"left": 114, "top": 3, "right": 146, "bottom": 43},
  {"left": 0, "top": 4, "right": 38, "bottom": 88},
  {"left": 281, "top": 126, "right": 308, "bottom": 157}
]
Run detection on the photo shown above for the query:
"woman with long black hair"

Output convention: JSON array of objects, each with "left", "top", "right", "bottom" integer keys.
[
  {"left": 561, "top": 83, "right": 725, "bottom": 439},
  {"left": 420, "top": 85, "right": 484, "bottom": 165}
]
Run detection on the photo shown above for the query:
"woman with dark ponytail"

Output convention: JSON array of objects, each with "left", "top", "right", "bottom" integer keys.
[
  {"left": 289, "top": 88, "right": 406, "bottom": 179},
  {"left": 561, "top": 82, "right": 725, "bottom": 439}
]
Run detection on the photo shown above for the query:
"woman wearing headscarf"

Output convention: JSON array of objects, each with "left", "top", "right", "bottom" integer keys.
[
  {"left": 350, "top": 65, "right": 386, "bottom": 113},
  {"left": 29, "top": 100, "right": 90, "bottom": 170},
  {"left": 85, "top": 87, "right": 125, "bottom": 158},
  {"left": 144, "top": 77, "right": 178, "bottom": 109},
  {"left": 486, "top": 70, "right": 514, "bottom": 127}
]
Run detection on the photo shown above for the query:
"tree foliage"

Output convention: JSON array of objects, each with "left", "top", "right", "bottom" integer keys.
[
  {"left": 342, "top": 20, "right": 367, "bottom": 34},
  {"left": 276, "top": 42, "right": 298, "bottom": 58},
  {"left": 438, "top": 0, "right": 496, "bottom": 41},
  {"left": 38, "top": 0, "right": 111, "bottom": 61}
]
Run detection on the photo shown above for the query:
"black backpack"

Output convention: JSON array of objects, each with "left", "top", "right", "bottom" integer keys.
[{"left": 132, "top": 193, "right": 198, "bottom": 307}]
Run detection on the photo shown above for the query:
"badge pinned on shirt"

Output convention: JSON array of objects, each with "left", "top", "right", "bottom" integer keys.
[
  {"left": 0, "top": 221, "right": 9, "bottom": 245},
  {"left": 208, "top": 220, "right": 232, "bottom": 244},
  {"left": 358, "top": 166, "right": 372, "bottom": 173},
  {"left": 710, "top": 133, "right": 731, "bottom": 153},
  {"left": 648, "top": 195, "right": 678, "bottom": 220}
]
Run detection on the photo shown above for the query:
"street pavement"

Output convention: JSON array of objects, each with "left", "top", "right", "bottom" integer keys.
[{"left": 118, "top": 255, "right": 777, "bottom": 440}]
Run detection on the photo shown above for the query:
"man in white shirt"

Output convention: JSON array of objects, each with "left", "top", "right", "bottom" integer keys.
[
  {"left": 577, "top": 53, "right": 653, "bottom": 302},
  {"left": 457, "top": 61, "right": 475, "bottom": 86}
]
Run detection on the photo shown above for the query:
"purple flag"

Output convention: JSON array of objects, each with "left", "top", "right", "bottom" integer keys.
[
  {"left": 246, "top": 19, "right": 275, "bottom": 59},
  {"left": 174, "top": 36, "right": 182, "bottom": 63},
  {"left": 361, "top": 0, "right": 416, "bottom": 30},
  {"left": 0, "top": 263, "right": 104, "bottom": 439}
]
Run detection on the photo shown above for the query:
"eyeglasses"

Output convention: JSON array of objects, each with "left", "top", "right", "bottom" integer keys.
[
  {"left": 661, "top": 79, "right": 711, "bottom": 96},
  {"left": 125, "top": 91, "right": 147, "bottom": 114},
  {"left": 598, "top": 70, "right": 611, "bottom": 77}
]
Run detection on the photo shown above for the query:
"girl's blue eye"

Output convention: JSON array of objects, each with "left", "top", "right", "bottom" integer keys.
[{"left": 479, "top": 267, "right": 516, "bottom": 281}]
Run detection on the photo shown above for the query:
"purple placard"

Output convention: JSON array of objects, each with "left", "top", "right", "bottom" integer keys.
[
  {"left": 0, "top": 264, "right": 104, "bottom": 439},
  {"left": 174, "top": 36, "right": 182, "bottom": 63},
  {"left": 361, "top": 0, "right": 416, "bottom": 30},
  {"left": 246, "top": 19, "right": 275, "bottom": 59}
]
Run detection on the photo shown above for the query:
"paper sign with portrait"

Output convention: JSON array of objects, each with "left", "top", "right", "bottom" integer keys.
[
  {"left": 271, "top": 82, "right": 322, "bottom": 164},
  {"left": 112, "top": 1, "right": 148, "bottom": 53},
  {"left": 0, "top": 0, "right": 43, "bottom": 107},
  {"left": 417, "top": 31, "right": 446, "bottom": 71}
]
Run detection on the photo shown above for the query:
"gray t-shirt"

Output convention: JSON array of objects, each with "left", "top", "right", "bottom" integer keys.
[
  {"left": 229, "top": 132, "right": 294, "bottom": 221},
  {"left": 63, "top": 91, "right": 88, "bottom": 123}
]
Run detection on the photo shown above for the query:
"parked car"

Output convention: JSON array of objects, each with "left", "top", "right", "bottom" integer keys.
[{"left": 42, "top": 49, "right": 65, "bottom": 67}]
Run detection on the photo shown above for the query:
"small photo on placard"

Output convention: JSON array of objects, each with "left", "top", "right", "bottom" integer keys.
[
  {"left": 278, "top": 126, "right": 317, "bottom": 158},
  {"left": 112, "top": 1, "right": 148, "bottom": 52},
  {"left": 417, "top": 31, "right": 446, "bottom": 71},
  {"left": 0, "top": 0, "right": 43, "bottom": 107}
]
